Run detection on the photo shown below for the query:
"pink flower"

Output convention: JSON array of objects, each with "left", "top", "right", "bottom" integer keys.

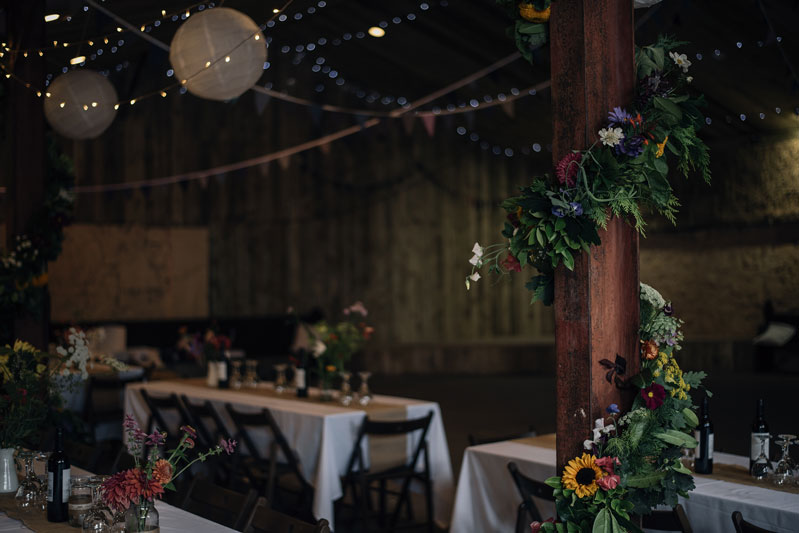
[
  {"left": 531, "top": 518, "right": 556, "bottom": 532},
  {"left": 641, "top": 383, "right": 666, "bottom": 410},
  {"left": 220, "top": 438, "right": 237, "bottom": 455},
  {"left": 597, "top": 474, "right": 620, "bottom": 491},
  {"left": 184, "top": 437, "right": 195, "bottom": 449},
  {"left": 501, "top": 253, "right": 522, "bottom": 273},
  {"left": 556, "top": 152, "right": 582, "bottom": 187},
  {"left": 145, "top": 431, "right": 166, "bottom": 446},
  {"left": 180, "top": 425, "right": 198, "bottom": 439},
  {"left": 595, "top": 456, "right": 620, "bottom": 475}
]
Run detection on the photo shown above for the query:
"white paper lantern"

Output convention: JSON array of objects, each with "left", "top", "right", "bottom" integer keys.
[
  {"left": 169, "top": 8, "right": 266, "bottom": 101},
  {"left": 43, "top": 70, "right": 118, "bottom": 140}
]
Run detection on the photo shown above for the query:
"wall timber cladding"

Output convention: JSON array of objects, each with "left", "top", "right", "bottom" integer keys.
[{"left": 48, "top": 224, "right": 209, "bottom": 322}]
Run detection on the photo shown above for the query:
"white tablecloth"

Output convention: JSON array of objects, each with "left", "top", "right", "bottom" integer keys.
[
  {"left": 0, "top": 500, "right": 238, "bottom": 532},
  {"left": 450, "top": 440, "right": 799, "bottom": 533},
  {"left": 124, "top": 380, "right": 454, "bottom": 528}
]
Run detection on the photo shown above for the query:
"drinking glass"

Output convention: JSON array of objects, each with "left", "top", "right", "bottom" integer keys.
[
  {"left": 82, "top": 476, "right": 113, "bottom": 531},
  {"left": 14, "top": 451, "right": 40, "bottom": 512},
  {"left": 750, "top": 434, "right": 773, "bottom": 480},
  {"left": 274, "top": 364, "right": 288, "bottom": 394},
  {"left": 358, "top": 371, "right": 373, "bottom": 406},
  {"left": 339, "top": 371, "right": 353, "bottom": 406},
  {"left": 771, "top": 434, "right": 796, "bottom": 486},
  {"left": 243, "top": 359, "right": 259, "bottom": 388},
  {"left": 230, "top": 360, "right": 243, "bottom": 389},
  {"left": 69, "top": 476, "right": 94, "bottom": 526}
]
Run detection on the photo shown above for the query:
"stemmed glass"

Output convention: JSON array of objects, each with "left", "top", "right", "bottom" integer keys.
[
  {"left": 771, "top": 434, "right": 796, "bottom": 486},
  {"left": 230, "top": 360, "right": 243, "bottom": 390},
  {"left": 14, "top": 450, "right": 40, "bottom": 512},
  {"left": 750, "top": 434, "right": 773, "bottom": 480},
  {"left": 358, "top": 371, "right": 372, "bottom": 406},
  {"left": 243, "top": 359, "right": 259, "bottom": 388},
  {"left": 34, "top": 451, "right": 50, "bottom": 512},
  {"left": 339, "top": 371, "right": 353, "bottom": 406},
  {"left": 274, "top": 364, "right": 288, "bottom": 394},
  {"left": 82, "top": 476, "right": 113, "bottom": 531}
]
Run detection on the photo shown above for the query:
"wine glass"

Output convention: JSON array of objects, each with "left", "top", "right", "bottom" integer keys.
[
  {"left": 230, "top": 360, "right": 243, "bottom": 390},
  {"left": 243, "top": 359, "right": 259, "bottom": 388},
  {"left": 771, "top": 434, "right": 796, "bottom": 486},
  {"left": 750, "top": 434, "right": 773, "bottom": 480},
  {"left": 358, "top": 371, "right": 373, "bottom": 406},
  {"left": 14, "top": 450, "right": 40, "bottom": 512},
  {"left": 274, "top": 364, "right": 288, "bottom": 393},
  {"left": 34, "top": 451, "right": 50, "bottom": 512},
  {"left": 339, "top": 371, "right": 353, "bottom": 406},
  {"left": 82, "top": 476, "right": 113, "bottom": 531}
]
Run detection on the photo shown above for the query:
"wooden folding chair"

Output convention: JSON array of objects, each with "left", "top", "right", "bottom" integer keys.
[
  {"left": 642, "top": 504, "right": 693, "bottom": 532},
  {"left": 732, "top": 511, "right": 776, "bottom": 533},
  {"left": 507, "top": 461, "right": 555, "bottom": 533},
  {"left": 244, "top": 497, "right": 331, "bottom": 533},
  {"left": 180, "top": 476, "right": 258, "bottom": 531}
]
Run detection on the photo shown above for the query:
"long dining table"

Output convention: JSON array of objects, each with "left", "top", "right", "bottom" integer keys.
[
  {"left": 124, "top": 378, "right": 454, "bottom": 529},
  {"left": 450, "top": 434, "right": 799, "bottom": 533}
]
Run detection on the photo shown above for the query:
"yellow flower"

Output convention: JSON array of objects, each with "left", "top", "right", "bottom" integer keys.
[
  {"left": 31, "top": 272, "right": 49, "bottom": 287},
  {"left": 655, "top": 136, "right": 668, "bottom": 158},
  {"left": 562, "top": 453, "right": 605, "bottom": 498},
  {"left": 13, "top": 340, "right": 36, "bottom": 353},
  {"left": 36, "top": 363, "right": 47, "bottom": 375},
  {"left": 653, "top": 369, "right": 660, "bottom": 377},
  {"left": 518, "top": 3, "right": 551, "bottom": 23},
  {"left": 325, "top": 364, "right": 336, "bottom": 373}
]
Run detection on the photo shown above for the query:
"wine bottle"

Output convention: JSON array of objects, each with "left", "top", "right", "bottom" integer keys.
[
  {"left": 695, "top": 395, "right": 714, "bottom": 474},
  {"left": 47, "top": 427, "right": 71, "bottom": 522},
  {"left": 217, "top": 351, "right": 230, "bottom": 389},
  {"left": 750, "top": 398, "right": 770, "bottom": 469},
  {"left": 295, "top": 349, "right": 308, "bottom": 398}
]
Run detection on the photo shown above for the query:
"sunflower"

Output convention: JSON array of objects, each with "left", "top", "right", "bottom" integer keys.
[{"left": 562, "top": 453, "right": 605, "bottom": 498}]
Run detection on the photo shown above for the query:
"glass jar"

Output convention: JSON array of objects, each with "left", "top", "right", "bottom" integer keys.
[
  {"left": 124, "top": 499, "right": 159, "bottom": 532},
  {"left": 68, "top": 476, "right": 94, "bottom": 527}
]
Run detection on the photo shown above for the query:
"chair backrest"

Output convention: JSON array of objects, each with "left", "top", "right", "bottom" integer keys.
[
  {"left": 181, "top": 395, "right": 230, "bottom": 449},
  {"left": 224, "top": 404, "right": 303, "bottom": 475},
  {"left": 507, "top": 461, "right": 555, "bottom": 526},
  {"left": 181, "top": 476, "right": 258, "bottom": 531},
  {"left": 642, "top": 504, "right": 693, "bottom": 533},
  {"left": 467, "top": 426, "right": 537, "bottom": 447},
  {"left": 732, "top": 511, "right": 776, "bottom": 533},
  {"left": 344, "top": 411, "right": 434, "bottom": 476},
  {"left": 244, "top": 497, "right": 330, "bottom": 533},
  {"left": 83, "top": 372, "right": 146, "bottom": 423},
  {"left": 139, "top": 390, "right": 190, "bottom": 435}
]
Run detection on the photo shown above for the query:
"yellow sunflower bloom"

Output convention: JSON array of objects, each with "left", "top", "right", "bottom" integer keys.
[
  {"left": 562, "top": 453, "right": 605, "bottom": 498},
  {"left": 518, "top": 3, "right": 551, "bottom": 23},
  {"left": 13, "top": 340, "right": 36, "bottom": 353}
]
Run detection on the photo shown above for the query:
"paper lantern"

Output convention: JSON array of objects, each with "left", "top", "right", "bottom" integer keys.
[
  {"left": 169, "top": 8, "right": 266, "bottom": 101},
  {"left": 43, "top": 70, "right": 118, "bottom": 140}
]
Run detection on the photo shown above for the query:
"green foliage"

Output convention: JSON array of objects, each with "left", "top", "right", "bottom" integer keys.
[{"left": 496, "top": 0, "right": 552, "bottom": 63}]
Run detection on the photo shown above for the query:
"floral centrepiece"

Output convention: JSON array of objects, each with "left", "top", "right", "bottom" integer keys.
[
  {"left": 102, "top": 416, "right": 237, "bottom": 529},
  {"left": 540, "top": 284, "right": 708, "bottom": 533},
  {"left": 466, "top": 37, "right": 710, "bottom": 305}
]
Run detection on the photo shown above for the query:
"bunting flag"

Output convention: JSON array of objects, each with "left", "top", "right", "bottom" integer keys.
[
  {"left": 401, "top": 113, "right": 416, "bottom": 135},
  {"left": 309, "top": 105, "right": 323, "bottom": 126},
  {"left": 422, "top": 115, "right": 436, "bottom": 137},
  {"left": 277, "top": 156, "right": 291, "bottom": 171},
  {"left": 319, "top": 142, "right": 331, "bottom": 156},
  {"left": 501, "top": 100, "right": 516, "bottom": 118},
  {"left": 253, "top": 91, "right": 271, "bottom": 116},
  {"left": 199, "top": 177, "right": 209, "bottom": 189},
  {"left": 257, "top": 162, "right": 270, "bottom": 178}
]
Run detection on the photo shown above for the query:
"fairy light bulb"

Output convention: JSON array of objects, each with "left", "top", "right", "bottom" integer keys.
[
  {"left": 44, "top": 14, "right": 60, "bottom": 22},
  {"left": 70, "top": 56, "right": 86, "bottom": 65},
  {"left": 368, "top": 27, "right": 385, "bottom": 38}
]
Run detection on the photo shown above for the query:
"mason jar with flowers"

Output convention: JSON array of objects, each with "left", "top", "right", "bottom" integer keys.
[{"left": 307, "top": 301, "right": 374, "bottom": 401}]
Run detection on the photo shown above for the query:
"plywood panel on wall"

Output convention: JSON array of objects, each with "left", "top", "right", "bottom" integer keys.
[{"left": 49, "top": 224, "right": 208, "bottom": 322}]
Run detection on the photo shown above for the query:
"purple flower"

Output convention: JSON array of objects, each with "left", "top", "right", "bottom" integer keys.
[
  {"left": 145, "top": 431, "right": 166, "bottom": 446},
  {"left": 180, "top": 425, "right": 198, "bottom": 439},
  {"left": 663, "top": 303, "right": 673, "bottom": 316},
  {"left": 220, "top": 438, "right": 237, "bottom": 455},
  {"left": 123, "top": 415, "right": 139, "bottom": 431},
  {"left": 607, "top": 106, "right": 632, "bottom": 126},
  {"left": 606, "top": 403, "right": 620, "bottom": 415},
  {"left": 569, "top": 202, "right": 583, "bottom": 216},
  {"left": 551, "top": 206, "right": 566, "bottom": 218},
  {"left": 615, "top": 135, "right": 645, "bottom": 157}
]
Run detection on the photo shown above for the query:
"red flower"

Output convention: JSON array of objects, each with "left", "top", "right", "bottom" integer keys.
[
  {"left": 101, "top": 469, "right": 164, "bottom": 511},
  {"left": 595, "top": 456, "right": 620, "bottom": 475},
  {"left": 641, "top": 383, "right": 666, "bottom": 410},
  {"left": 597, "top": 474, "right": 620, "bottom": 491},
  {"left": 531, "top": 518, "right": 556, "bottom": 532},
  {"left": 501, "top": 253, "right": 522, "bottom": 273},
  {"left": 556, "top": 152, "right": 582, "bottom": 187}
]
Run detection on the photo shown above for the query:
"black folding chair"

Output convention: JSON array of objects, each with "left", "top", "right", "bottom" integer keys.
[
  {"left": 732, "top": 511, "right": 776, "bottom": 533},
  {"left": 83, "top": 372, "right": 146, "bottom": 442},
  {"left": 507, "top": 461, "right": 555, "bottom": 533},
  {"left": 180, "top": 395, "right": 228, "bottom": 449},
  {"left": 244, "top": 497, "right": 331, "bottom": 533},
  {"left": 642, "top": 504, "right": 693, "bottom": 532},
  {"left": 338, "top": 411, "right": 435, "bottom": 533},
  {"left": 180, "top": 476, "right": 258, "bottom": 531},
  {"left": 225, "top": 404, "right": 314, "bottom": 520}
]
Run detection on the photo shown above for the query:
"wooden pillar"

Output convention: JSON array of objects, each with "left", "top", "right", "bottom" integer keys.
[
  {"left": 5, "top": 1, "right": 49, "bottom": 348},
  {"left": 549, "top": 0, "right": 639, "bottom": 472}
]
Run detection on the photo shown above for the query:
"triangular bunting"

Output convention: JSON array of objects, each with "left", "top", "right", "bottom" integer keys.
[
  {"left": 254, "top": 90, "right": 271, "bottom": 116},
  {"left": 277, "top": 156, "right": 291, "bottom": 171},
  {"left": 319, "top": 142, "right": 331, "bottom": 156},
  {"left": 309, "top": 105, "right": 323, "bottom": 126},
  {"left": 422, "top": 115, "right": 436, "bottom": 137},
  {"left": 401, "top": 114, "right": 416, "bottom": 135},
  {"left": 501, "top": 100, "right": 515, "bottom": 118}
]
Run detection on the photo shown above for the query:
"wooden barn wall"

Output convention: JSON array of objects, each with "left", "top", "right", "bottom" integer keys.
[{"left": 59, "top": 82, "right": 557, "bottom": 372}]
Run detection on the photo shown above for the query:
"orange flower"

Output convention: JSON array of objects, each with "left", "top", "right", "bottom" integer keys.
[
  {"left": 518, "top": 3, "right": 550, "bottom": 22},
  {"left": 152, "top": 459, "right": 173, "bottom": 486},
  {"left": 641, "top": 339, "right": 658, "bottom": 360}
]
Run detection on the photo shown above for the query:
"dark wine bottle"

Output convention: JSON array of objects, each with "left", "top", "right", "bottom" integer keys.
[
  {"left": 47, "top": 427, "right": 71, "bottom": 522},
  {"left": 695, "top": 395, "right": 714, "bottom": 474},
  {"left": 750, "top": 398, "right": 770, "bottom": 469},
  {"left": 296, "top": 349, "right": 308, "bottom": 398}
]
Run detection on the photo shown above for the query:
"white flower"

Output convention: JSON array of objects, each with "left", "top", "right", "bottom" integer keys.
[
  {"left": 468, "top": 254, "right": 482, "bottom": 266},
  {"left": 640, "top": 282, "right": 666, "bottom": 309},
  {"left": 669, "top": 51, "right": 691, "bottom": 73},
  {"left": 311, "top": 339, "right": 326, "bottom": 358},
  {"left": 471, "top": 242, "right": 484, "bottom": 257},
  {"left": 686, "top": 76, "right": 693, "bottom": 83},
  {"left": 584, "top": 418, "right": 615, "bottom": 450},
  {"left": 469, "top": 272, "right": 481, "bottom": 282},
  {"left": 598, "top": 127, "right": 624, "bottom": 147}
]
